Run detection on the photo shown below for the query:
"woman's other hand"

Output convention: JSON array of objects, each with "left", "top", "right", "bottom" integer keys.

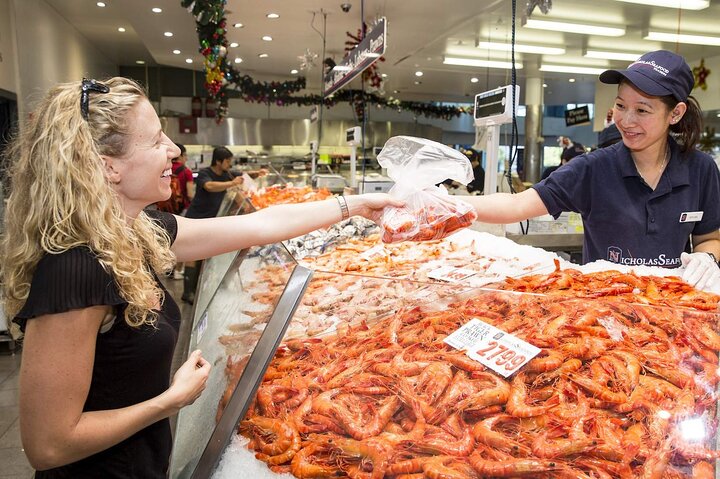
[
  {"left": 345, "top": 193, "right": 404, "bottom": 223},
  {"left": 167, "top": 349, "right": 211, "bottom": 410}
]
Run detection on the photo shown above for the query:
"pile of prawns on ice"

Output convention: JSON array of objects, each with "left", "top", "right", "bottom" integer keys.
[{"left": 236, "top": 267, "right": 720, "bottom": 479}]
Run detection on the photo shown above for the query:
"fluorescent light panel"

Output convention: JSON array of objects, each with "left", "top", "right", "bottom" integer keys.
[
  {"left": 540, "top": 64, "right": 607, "bottom": 75},
  {"left": 478, "top": 41, "right": 565, "bottom": 55},
  {"left": 332, "top": 65, "right": 352, "bottom": 71},
  {"left": 645, "top": 30, "right": 720, "bottom": 46},
  {"left": 584, "top": 50, "right": 642, "bottom": 61},
  {"left": 444, "top": 57, "right": 522, "bottom": 69},
  {"left": 612, "top": 0, "right": 708, "bottom": 9},
  {"left": 523, "top": 18, "right": 625, "bottom": 37}
]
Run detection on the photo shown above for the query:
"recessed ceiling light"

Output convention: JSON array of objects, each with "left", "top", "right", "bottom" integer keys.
[
  {"left": 470, "top": 77, "right": 479, "bottom": 83},
  {"left": 568, "top": 78, "right": 576, "bottom": 83},
  {"left": 290, "top": 69, "right": 298, "bottom": 74},
  {"left": 97, "top": 2, "right": 106, "bottom": 7},
  {"left": 262, "top": 35, "right": 273, "bottom": 41},
  {"left": 173, "top": 49, "right": 181, "bottom": 54},
  {"left": 117, "top": 27, "right": 126, "bottom": 32},
  {"left": 152, "top": 7, "right": 162, "bottom": 13},
  {"left": 258, "top": 53, "right": 269, "bottom": 58},
  {"left": 185, "top": 58, "right": 193, "bottom": 64},
  {"left": 415, "top": 71, "right": 423, "bottom": 77},
  {"left": 414, "top": 81, "right": 422, "bottom": 85},
  {"left": 393, "top": 90, "right": 399, "bottom": 94},
  {"left": 234, "top": 57, "right": 243, "bottom": 64},
  {"left": 267, "top": 13, "right": 280, "bottom": 19},
  {"left": 230, "top": 42, "right": 239, "bottom": 48},
  {"left": 716, "top": 113, "right": 720, "bottom": 117},
  {"left": 136, "top": 60, "right": 145, "bottom": 65},
  {"left": 164, "top": 32, "right": 173, "bottom": 37},
  {"left": 234, "top": 23, "right": 244, "bottom": 28},
  {"left": 543, "top": 83, "right": 548, "bottom": 88},
  {"left": 381, "top": 73, "right": 388, "bottom": 78}
]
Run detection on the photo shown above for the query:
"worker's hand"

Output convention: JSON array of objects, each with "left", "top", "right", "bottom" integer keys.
[
  {"left": 345, "top": 193, "right": 405, "bottom": 223},
  {"left": 681, "top": 252, "right": 720, "bottom": 291},
  {"left": 230, "top": 176, "right": 244, "bottom": 187}
]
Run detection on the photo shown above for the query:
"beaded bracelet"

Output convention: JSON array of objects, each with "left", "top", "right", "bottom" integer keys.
[{"left": 336, "top": 195, "right": 350, "bottom": 220}]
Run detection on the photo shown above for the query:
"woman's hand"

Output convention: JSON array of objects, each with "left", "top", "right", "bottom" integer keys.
[
  {"left": 167, "top": 349, "right": 211, "bottom": 410},
  {"left": 345, "top": 193, "right": 404, "bottom": 223}
]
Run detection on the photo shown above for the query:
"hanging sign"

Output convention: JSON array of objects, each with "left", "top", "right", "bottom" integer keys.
[
  {"left": 310, "top": 105, "right": 319, "bottom": 123},
  {"left": 565, "top": 105, "right": 591, "bottom": 127},
  {"left": 323, "top": 17, "right": 387, "bottom": 97}
]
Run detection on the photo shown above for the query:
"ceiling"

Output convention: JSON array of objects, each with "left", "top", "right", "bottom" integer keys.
[{"left": 47, "top": 0, "right": 720, "bottom": 111}]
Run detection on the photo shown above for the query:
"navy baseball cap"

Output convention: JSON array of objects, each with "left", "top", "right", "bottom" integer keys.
[{"left": 599, "top": 50, "right": 694, "bottom": 103}]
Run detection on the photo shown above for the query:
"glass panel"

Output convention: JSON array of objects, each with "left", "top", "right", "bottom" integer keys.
[
  {"left": 210, "top": 282, "right": 720, "bottom": 479},
  {"left": 170, "top": 242, "right": 298, "bottom": 478}
]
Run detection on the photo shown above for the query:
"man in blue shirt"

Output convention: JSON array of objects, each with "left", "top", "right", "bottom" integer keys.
[{"left": 464, "top": 50, "right": 720, "bottom": 291}]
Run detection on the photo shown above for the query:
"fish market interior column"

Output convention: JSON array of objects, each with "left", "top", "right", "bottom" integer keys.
[{"left": 523, "top": 58, "right": 543, "bottom": 184}]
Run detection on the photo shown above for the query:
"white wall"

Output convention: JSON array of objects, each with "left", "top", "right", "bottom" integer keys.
[{"left": 9, "top": 0, "right": 117, "bottom": 117}]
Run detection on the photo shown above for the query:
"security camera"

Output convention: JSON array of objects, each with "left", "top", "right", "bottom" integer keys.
[{"left": 340, "top": 3, "right": 352, "bottom": 13}]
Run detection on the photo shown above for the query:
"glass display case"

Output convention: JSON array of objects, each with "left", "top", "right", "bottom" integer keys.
[{"left": 171, "top": 248, "right": 720, "bottom": 478}]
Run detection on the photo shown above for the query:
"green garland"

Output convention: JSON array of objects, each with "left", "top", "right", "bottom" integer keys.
[{"left": 181, "top": 0, "right": 470, "bottom": 122}]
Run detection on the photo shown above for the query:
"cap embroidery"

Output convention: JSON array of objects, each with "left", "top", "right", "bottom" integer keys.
[{"left": 629, "top": 60, "right": 670, "bottom": 76}]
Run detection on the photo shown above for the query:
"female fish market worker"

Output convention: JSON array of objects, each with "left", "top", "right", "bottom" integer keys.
[{"left": 464, "top": 50, "right": 720, "bottom": 290}]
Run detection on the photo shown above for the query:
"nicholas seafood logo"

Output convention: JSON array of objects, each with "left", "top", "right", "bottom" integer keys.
[
  {"left": 607, "top": 246, "right": 680, "bottom": 267},
  {"left": 630, "top": 59, "right": 670, "bottom": 76}
]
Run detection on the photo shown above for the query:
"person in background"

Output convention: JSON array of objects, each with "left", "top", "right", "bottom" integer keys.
[
  {"left": 171, "top": 143, "right": 194, "bottom": 279},
  {"left": 173, "top": 143, "right": 194, "bottom": 212},
  {"left": 0, "top": 77, "right": 400, "bottom": 478},
  {"left": 597, "top": 123, "right": 623, "bottom": 149},
  {"left": 465, "top": 149, "right": 485, "bottom": 194},
  {"left": 558, "top": 136, "right": 586, "bottom": 162},
  {"left": 541, "top": 151, "right": 571, "bottom": 180},
  {"left": 597, "top": 108, "right": 623, "bottom": 149},
  {"left": 181, "top": 146, "right": 242, "bottom": 303},
  {"left": 463, "top": 50, "right": 720, "bottom": 290},
  {"left": 542, "top": 136, "right": 586, "bottom": 180}
]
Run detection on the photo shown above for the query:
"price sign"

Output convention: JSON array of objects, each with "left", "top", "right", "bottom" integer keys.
[
  {"left": 444, "top": 318, "right": 540, "bottom": 378},
  {"left": 359, "top": 244, "right": 387, "bottom": 260},
  {"left": 427, "top": 265, "right": 477, "bottom": 283}
]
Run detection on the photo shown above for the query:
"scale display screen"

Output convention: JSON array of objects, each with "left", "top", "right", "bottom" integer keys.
[
  {"left": 474, "top": 89, "right": 506, "bottom": 120},
  {"left": 473, "top": 85, "right": 519, "bottom": 126}
]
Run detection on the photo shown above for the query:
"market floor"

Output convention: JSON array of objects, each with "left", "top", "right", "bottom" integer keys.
[{"left": 0, "top": 273, "right": 193, "bottom": 479}]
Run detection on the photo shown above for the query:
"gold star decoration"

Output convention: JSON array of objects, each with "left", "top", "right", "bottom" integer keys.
[{"left": 693, "top": 58, "right": 711, "bottom": 91}]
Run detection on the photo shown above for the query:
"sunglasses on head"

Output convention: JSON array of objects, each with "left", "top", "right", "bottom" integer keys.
[{"left": 80, "top": 78, "right": 110, "bottom": 120}]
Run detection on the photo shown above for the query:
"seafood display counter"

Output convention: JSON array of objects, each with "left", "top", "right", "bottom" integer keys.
[{"left": 170, "top": 226, "right": 720, "bottom": 478}]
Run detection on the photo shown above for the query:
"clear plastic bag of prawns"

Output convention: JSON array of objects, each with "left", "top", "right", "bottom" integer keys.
[{"left": 376, "top": 136, "right": 478, "bottom": 243}]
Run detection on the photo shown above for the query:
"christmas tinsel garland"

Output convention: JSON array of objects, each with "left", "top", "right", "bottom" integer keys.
[{"left": 181, "top": 0, "right": 470, "bottom": 122}]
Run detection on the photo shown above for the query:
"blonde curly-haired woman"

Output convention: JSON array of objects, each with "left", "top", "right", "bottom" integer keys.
[{"left": 1, "top": 77, "right": 400, "bottom": 478}]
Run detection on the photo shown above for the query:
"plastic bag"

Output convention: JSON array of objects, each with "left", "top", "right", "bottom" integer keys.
[{"left": 377, "top": 136, "right": 478, "bottom": 243}]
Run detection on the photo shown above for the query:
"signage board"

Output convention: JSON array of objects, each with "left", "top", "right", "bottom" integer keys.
[
  {"left": 323, "top": 18, "right": 386, "bottom": 97},
  {"left": 565, "top": 105, "right": 591, "bottom": 126}
]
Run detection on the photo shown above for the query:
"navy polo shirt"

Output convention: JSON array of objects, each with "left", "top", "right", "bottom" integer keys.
[{"left": 533, "top": 138, "right": 720, "bottom": 267}]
